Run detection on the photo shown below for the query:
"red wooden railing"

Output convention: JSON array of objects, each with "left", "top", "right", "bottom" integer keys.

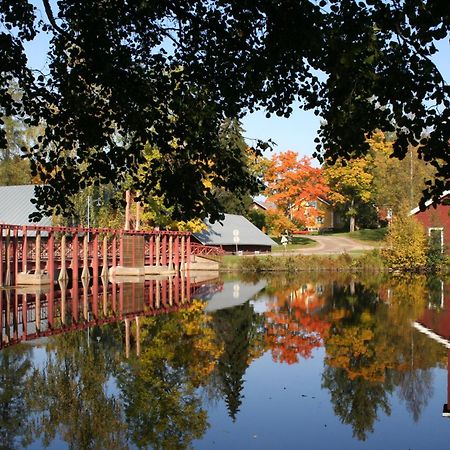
[{"left": 0, "top": 223, "right": 193, "bottom": 287}]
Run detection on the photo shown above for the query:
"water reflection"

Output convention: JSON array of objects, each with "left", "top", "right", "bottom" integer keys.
[{"left": 0, "top": 273, "right": 449, "bottom": 448}]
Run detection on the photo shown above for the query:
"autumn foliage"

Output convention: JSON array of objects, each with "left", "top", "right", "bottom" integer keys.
[
  {"left": 264, "top": 151, "right": 329, "bottom": 228},
  {"left": 264, "top": 285, "right": 330, "bottom": 364}
]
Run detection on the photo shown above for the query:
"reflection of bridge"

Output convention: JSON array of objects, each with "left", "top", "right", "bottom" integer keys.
[{"left": 0, "top": 274, "right": 222, "bottom": 355}]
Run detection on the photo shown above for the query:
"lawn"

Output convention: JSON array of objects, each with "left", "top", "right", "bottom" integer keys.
[
  {"left": 329, "top": 227, "right": 388, "bottom": 245},
  {"left": 271, "top": 236, "right": 318, "bottom": 251}
]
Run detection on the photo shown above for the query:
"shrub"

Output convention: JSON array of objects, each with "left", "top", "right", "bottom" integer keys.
[{"left": 382, "top": 215, "right": 427, "bottom": 271}]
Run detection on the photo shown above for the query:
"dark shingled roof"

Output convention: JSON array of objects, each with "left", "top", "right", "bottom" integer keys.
[
  {"left": 193, "top": 213, "right": 277, "bottom": 247},
  {"left": 0, "top": 185, "right": 52, "bottom": 227}
]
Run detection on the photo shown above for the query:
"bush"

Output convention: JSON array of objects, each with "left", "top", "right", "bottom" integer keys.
[{"left": 382, "top": 216, "right": 427, "bottom": 271}]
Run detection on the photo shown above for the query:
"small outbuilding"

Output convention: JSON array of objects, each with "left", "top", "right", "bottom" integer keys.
[
  {"left": 409, "top": 190, "right": 450, "bottom": 254},
  {"left": 193, "top": 213, "right": 277, "bottom": 253}
]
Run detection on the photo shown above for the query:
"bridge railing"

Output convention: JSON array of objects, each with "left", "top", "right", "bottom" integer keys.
[{"left": 0, "top": 223, "right": 194, "bottom": 287}]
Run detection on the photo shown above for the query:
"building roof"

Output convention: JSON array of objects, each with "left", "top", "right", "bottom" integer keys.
[
  {"left": 194, "top": 213, "right": 278, "bottom": 247},
  {"left": 252, "top": 198, "right": 277, "bottom": 210},
  {"left": 204, "top": 279, "right": 267, "bottom": 312},
  {"left": 0, "top": 185, "right": 52, "bottom": 227},
  {"left": 408, "top": 190, "right": 450, "bottom": 216}
]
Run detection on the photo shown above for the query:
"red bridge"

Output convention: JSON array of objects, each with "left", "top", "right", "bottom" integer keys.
[{"left": 0, "top": 223, "right": 205, "bottom": 286}]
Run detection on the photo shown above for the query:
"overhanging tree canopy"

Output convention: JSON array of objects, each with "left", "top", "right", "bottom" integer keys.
[{"left": 1, "top": 0, "right": 449, "bottom": 221}]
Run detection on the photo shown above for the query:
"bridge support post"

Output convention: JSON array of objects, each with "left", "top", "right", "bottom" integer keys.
[
  {"left": 162, "top": 235, "right": 167, "bottom": 266},
  {"left": 21, "top": 226, "right": 27, "bottom": 273},
  {"left": 13, "top": 228, "right": 18, "bottom": 285},
  {"left": 92, "top": 232, "right": 99, "bottom": 280},
  {"left": 0, "top": 226, "right": 3, "bottom": 286},
  {"left": 59, "top": 279, "right": 67, "bottom": 325},
  {"left": 81, "top": 234, "right": 90, "bottom": 280},
  {"left": 168, "top": 235, "right": 173, "bottom": 270},
  {"left": 101, "top": 236, "right": 108, "bottom": 278},
  {"left": 71, "top": 233, "right": 79, "bottom": 283},
  {"left": 47, "top": 231, "right": 55, "bottom": 284},
  {"left": 181, "top": 236, "right": 186, "bottom": 272},
  {"left": 174, "top": 236, "right": 179, "bottom": 272},
  {"left": 155, "top": 235, "right": 160, "bottom": 266},
  {"left": 5, "top": 230, "right": 10, "bottom": 286},
  {"left": 59, "top": 234, "right": 68, "bottom": 281}
]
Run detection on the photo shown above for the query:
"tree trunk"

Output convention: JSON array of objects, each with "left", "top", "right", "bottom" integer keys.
[{"left": 349, "top": 215, "right": 355, "bottom": 233}]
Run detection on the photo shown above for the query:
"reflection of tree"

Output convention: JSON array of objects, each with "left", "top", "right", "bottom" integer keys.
[
  {"left": 323, "top": 277, "right": 447, "bottom": 439},
  {"left": 386, "top": 276, "right": 446, "bottom": 421},
  {"left": 264, "top": 283, "right": 329, "bottom": 364},
  {"left": 0, "top": 347, "right": 32, "bottom": 449},
  {"left": 396, "top": 368, "right": 433, "bottom": 422},
  {"left": 118, "top": 300, "right": 222, "bottom": 449},
  {"left": 211, "top": 302, "right": 264, "bottom": 421},
  {"left": 322, "top": 365, "right": 391, "bottom": 441},
  {"left": 26, "top": 327, "right": 128, "bottom": 449}
]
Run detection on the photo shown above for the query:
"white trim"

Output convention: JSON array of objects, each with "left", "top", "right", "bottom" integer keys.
[
  {"left": 413, "top": 321, "right": 450, "bottom": 348},
  {"left": 408, "top": 190, "right": 450, "bottom": 216}
]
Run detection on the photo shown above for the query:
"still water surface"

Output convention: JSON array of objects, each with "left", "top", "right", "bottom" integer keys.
[{"left": 1, "top": 273, "right": 450, "bottom": 449}]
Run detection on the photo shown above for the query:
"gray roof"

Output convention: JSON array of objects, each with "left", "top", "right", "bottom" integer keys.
[
  {"left": 0, "top": 185, "right": 52, "bottom": 227},
  {"left": 194, "top": 213, "right": 277, "bottom": 247},
  {"left": 204, "top": 279, "right": 267, "bottom": 312}
]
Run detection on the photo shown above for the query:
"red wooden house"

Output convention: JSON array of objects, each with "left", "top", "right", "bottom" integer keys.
[{"left": 409, "top": 191, "right": 450, "bottom": 254}]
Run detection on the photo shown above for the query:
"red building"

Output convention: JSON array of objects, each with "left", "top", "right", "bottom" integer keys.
[{"left": 409, "top": 191, "right": 450, "bottom": 254}]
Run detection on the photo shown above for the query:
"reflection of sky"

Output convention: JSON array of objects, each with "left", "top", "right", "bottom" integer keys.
[{"left": 196, "top": 347, "right": 450, "bottom": 450}]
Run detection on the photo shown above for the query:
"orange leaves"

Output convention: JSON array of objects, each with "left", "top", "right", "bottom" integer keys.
[{"left": 264, "top": 151, "right": 329, "bottom": 227}]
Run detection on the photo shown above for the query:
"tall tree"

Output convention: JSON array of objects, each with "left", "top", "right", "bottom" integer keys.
[
  {"left": 324, "top": 157, "right": 373, "bottom": 232},
  {"left": 1, "top": 1, "right": 448, "bottom": 220},
  {"left": 265, "top": 151, "right": 329, "bottom": 228},
  {"left": 368, "top": 130, "right": 436, "bottom": 214}
]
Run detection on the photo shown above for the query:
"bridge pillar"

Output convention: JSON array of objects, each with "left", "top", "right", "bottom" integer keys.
[
  {"left": 71, "top": 233, "right": 79, "bottom": 283},
  {"left": 81, "top": 234, "right": 90, "bottom": 280},
  {"left": 0, "top": 226, "right": 3, "bottom": 287},
  {"left": 59, "top": 234, "right": 68, "bottom": 281}
]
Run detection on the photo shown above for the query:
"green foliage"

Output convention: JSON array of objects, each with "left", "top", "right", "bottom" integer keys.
[
  {"left": 382, "top": 216, "right": 427, "bottom": 271},
  {"left": 426, "top": 231, "right": 447, "bottom": 273},
  {"left": 226, "top": 252, "right": 386, "bottom": 273},
  {"left": 247, "top": 209, "right": 267, "bottom": 231},
  {"left": 2, "top": 1, "right": 448, "bottom": 221}
]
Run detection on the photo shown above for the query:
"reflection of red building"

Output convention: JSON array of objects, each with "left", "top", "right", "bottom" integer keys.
[{"left": 414, "top": 281, "right": 450, "bottom": 416}]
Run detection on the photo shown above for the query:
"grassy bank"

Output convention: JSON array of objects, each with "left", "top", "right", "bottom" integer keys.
[
  {"left": 220, "top": 250, "right": 386, "bottom": 272},
  {"left": 270, "top": 235, "right": 317, "bottom": 251},
  {"left": 328, "top": 228, "right": 388, "bottom": 246}
]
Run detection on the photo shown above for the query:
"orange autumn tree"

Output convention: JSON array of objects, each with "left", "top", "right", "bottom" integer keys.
[
  {"left": 264, "top": 151, "right": 329, "bottom": 228},
  {"left": 265, "top": 285, "right": 330, "bottom": 364}
]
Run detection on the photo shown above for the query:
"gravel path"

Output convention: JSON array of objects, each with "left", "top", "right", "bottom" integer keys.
[{"left": 272, "top": 235, "right": 377, "bottom": 256}]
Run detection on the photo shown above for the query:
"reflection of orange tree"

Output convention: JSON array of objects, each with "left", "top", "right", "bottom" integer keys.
[{"left": 264, "top": 285, "right": 329, "bottom": 364}]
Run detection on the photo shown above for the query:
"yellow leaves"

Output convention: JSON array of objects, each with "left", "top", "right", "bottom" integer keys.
[
  {"left": 382, "top": 215, "right": 427, "bottom": 271},
  {"left": 173, "top": 218, "right": 206, "bottom": 233}
]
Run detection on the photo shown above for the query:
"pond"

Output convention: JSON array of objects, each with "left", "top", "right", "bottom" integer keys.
[{"left": 1, "top": 272, "right": 450, "bottom": 449}]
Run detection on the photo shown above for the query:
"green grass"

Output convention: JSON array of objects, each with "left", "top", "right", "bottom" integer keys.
[
  {"left": 329, "top": 227, "right": 388, "bottom": 245},
  {"left": 271, "top": 236, "right": 318, "bottom": 251}
]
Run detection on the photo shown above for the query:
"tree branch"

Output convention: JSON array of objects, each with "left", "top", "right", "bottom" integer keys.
[{"left": 42, "top": 0, "right": 69, "bottom": 38}]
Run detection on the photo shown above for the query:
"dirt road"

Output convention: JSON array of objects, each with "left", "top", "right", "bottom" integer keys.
[{"left": 273, "top": 235, "right": 377, "bottom": 256}]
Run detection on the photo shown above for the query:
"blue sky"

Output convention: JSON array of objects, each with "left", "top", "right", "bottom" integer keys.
[{"left": 22, "top": 6, "right": 449, "bottom": 162}]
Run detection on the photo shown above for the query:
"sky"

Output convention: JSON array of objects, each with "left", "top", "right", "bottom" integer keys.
[{"left": 22, "top": 4, "right": 450, "bottom": 163}]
